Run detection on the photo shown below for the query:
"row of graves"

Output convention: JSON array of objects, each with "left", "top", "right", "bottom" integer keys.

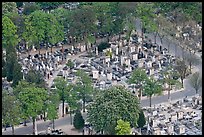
[
  {"left": 69, "top": 32, "right": 177, "bottom": 92},
  {"left": 141, "top": 95, "right": 202, "bottom": 135},
  {"left": 19, "top": 47, "right": 75, "bottom": 81}
]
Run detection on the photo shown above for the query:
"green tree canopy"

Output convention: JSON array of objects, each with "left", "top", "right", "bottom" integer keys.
[
  {"left": 137, "top": 110, "right": 146, "bottom": 128},
  {"left": 2, "top": 91, "right": 21, "bottom": 135},
  {"left": 2, "top": 2, "right": 18, "bottom": 15},
  {"left": 87, "top": 86, "right": 140, "bottom": 135},
  {"left": 12, "top": 61, "right": 23, "bottom": 87},
  {"left": 23, "top": 2, "right": 41, "bottom": 15},
  {"left": 2, "top": 16, "right": 19, "bottom": 50},
  {"left": 115, "top": 119, "right": 131, "bottom": 135},
  {"left": 143, "top": 77, "right": 162, "bottom": 107},
  {"left": 25, "top": 69, "right": 46, "bottom": 88},
  {"left": 73, "top": 110, "right": 85, "bottom": 130}
]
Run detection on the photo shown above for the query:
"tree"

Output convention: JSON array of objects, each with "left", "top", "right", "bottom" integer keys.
[
  {"left": 13, "top": 80, "right": 33, "bottom": 126},
  {"left": 12, "top": 61, "right": 23, "bottom": 87},
  {"left": 137, "top": 110, "right": 146, "bottom": 131},
  {"left": 2, "top": 2, "right": 18, "bottom": 15},
  {"left": 66, "top": 85, "right": 80, "bottom": 125},
  {"left": 23, "top": 2, "right": 41, "bottom": 15},
  {"left": 189, "top": 72, "right": 202, "bottom": 94},
  {"left": 76, "top": 69, "right": 93, "bottom": 112},
  {"left": 44, "top": 13, "right": 64, "bottom": 54},
  {"left": 4, "top": 12, "right": 25, "bottom": 43},
  {"left": 18, "top": 86, "right": 48, "bottom": 135},
  {"left": 174, "top": 59, "right": 188, "bottom": 88},
  {"left": 2, "top": 91, "right": 21, "bottom": 135},
  {"left": 37, "top": 2, "right": 64, "bottom": 12},
  {"left": 66, "top": 59, "right": 74, "bottom": 69},
  {"left": 54, "top": 77, "right": 72, "bottom": 117},
  {"left": 73, "top": 109, "right": 85, "bottom": 130},
  {"left": 87, "top": 86, "right": 140, "bottom": 135},
  {"left": 160, "top": 66, "right": 181, "bottom": 100},
  {"left": 69, "top": 5, "right": 96, "bottom": 51},
  {"left": 2, "top": 16, "right": 19, "bottom": 52},
  {"left": 29, "top": 10, "right": 47, "bottom": 54},
  {"left": 47, "top": 92, "right": 60, "bottom": 130},
  {"left": 128, "top": 68, "right": 149, "bottom": 100},
  {"left": 143, "top": 77, "right": 162, "bottom": 107},
  {"left": 115, "top": 119, "right": 131, "bottom": 135},
  {"left": 184, "top": 54, "right": 199, "bottom": 74},
  {"left": 135, "top": 3, "right": 156, "bottom": 49},
  {"left": 16, "top": 2, "right": 23, "bottom": 8},
  {"left": 22, "top": 15, "right": 35, "bottom": 56},
  {"left": 25, "top": 69, "right": 46, "bottom": 88},
  {"left": 5, "top": 49, "right": 17, "bottom": 82}
]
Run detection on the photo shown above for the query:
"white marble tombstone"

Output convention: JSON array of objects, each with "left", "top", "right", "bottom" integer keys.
[
  {"left": 152, "top": 56, "right": 156, "bottom": 62},
  {"left": 138, "top": 37, "right": 142, "bottom": 44},
  {"left": 106, "top": 56, "right": 110, "bottom": 63},
  {"left": 158, "top": 62, "right": 162, "bottom": 70},
  {"left": 92, "top": 70, "right": 99, "bottom": 79},
  {"left": 96, "top": 47, "right": 98, "bottom": 56},
  {"left": 107, "top": 62, "right": 110, "bottom": 68},
  {"left": 171, "top": 113, "right": 177, "bottom": 122},
  {"left": 57, "top": 56, "right": 60, "bottom": 62},
  {"left": 116, "top": 47, "right": 119, "bottom": 55},
  {"left": 119, "top": 41, "right": 122, "bottom": 47},
  {"left": 177, "top": 111, "right": 184, "bottom": 120},
  {"left": 130, "top": 46, "right": 136, "bottom": 53},
  {"left": 115, "top": 56, "right": 119, "bottom": 62},
  {"left": 145, "top": 53, "right": 148, "bottom": 59},
  {"left": 80, "top": 45, "right": 86, "bottom": 52},
  {"left": 71, "top": 45, "right": 74, "bottom": 51},
  {"left": 125, "top": 58, "right": 130, "bottom": 66},
  {"left": 148, "top": 61, "right": 152, "bottom": 68},
  {"left": 153, "top": 110, "right": 157, "bottom": 116},
  {"left": 132, "top": 53, "right": 138, "bottom": 61},
  {"left": 107, "top": 72, "right": 112, "bottom": 80},
  {"left": 152, "top": 119, "right": 157, "bottom": 128},
  {"left": 179, "top": 125, "right": 185, "bottom": 134},
  {"left": 150, "top": 68, "right": 154, "bottom": 75},
  {"left": 121, "top": 56, "right": 125, "bottom": 66},
  {"left": 138, "top": 59, "right": 143, "bottom": 68},
  {"left": 167, "top": 123, "right": 174, "bottom": 135}
]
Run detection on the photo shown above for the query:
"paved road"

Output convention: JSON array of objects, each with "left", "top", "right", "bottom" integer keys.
[{"left": 2, "top": 112, "right": 88, "bottom": 135}]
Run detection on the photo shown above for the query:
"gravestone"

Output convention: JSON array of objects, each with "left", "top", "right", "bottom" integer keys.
[
  {"left": 125, "top": 58, "right": 130, "bottom": 66},
  {"left": 107, "top": 71, "right": 112, "bottom": 81},
  {"left": 130, "top": 45, "right": 136, "bottom": 53},
  {"left": 132, "top": 53, "right": 138, "bottom": 61},
  {"left": 167, "top": 123, "right": 174, "bottom": 135},
  {"left": 116, "top": 47, "right": 119, "bottom": 55},
  {"left": 177, "top": 111, "right": 184, "bottom": 120},
  {"left": 178, "top": 125, "right": 185, "bottom": 134},
  {"left": 138, "top": 59, "right": 143, "bottom": 68},
  {"left": 92, "top": 70, "right": 99, "bottom": 79},
  {"left": 106, "top": 56, "right": 110, "bottom": 63},
  {"left": 171, "top": 113, "right": 177, "bottom": 122}
]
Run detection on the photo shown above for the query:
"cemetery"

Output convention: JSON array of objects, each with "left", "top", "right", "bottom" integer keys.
[
  {"left": 140, "top": 95, "right": 202, "bottom": 135},
  {"left": 2, "top": 2, "right": 202, "bottom": 135}
]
